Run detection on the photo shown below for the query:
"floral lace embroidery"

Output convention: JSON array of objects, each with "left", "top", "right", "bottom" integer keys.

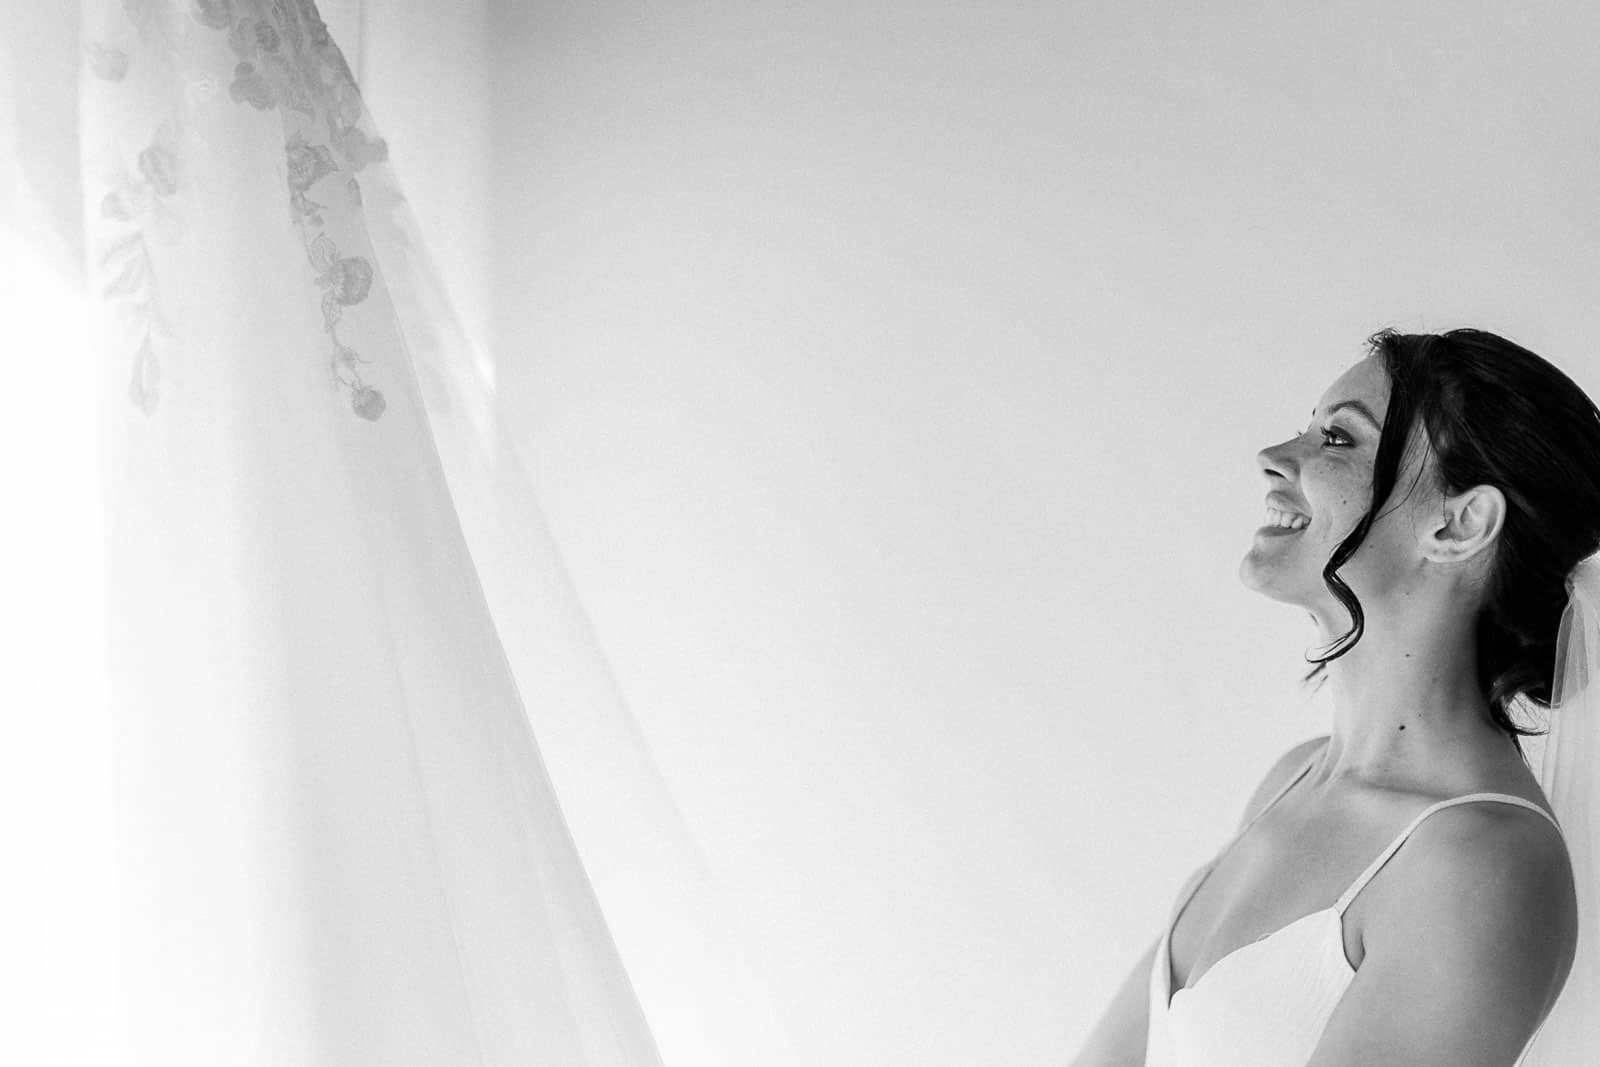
[
  {"left": 97, "top": 120, "right": 183, "bottom": 416},
  {"left": 99, "top": 0, "right": 393, "bottom": 421}
]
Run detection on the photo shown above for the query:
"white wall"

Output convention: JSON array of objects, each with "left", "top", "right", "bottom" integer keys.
[{"left": 485, "top": 2, "right": 1600, "bottom": 1064}]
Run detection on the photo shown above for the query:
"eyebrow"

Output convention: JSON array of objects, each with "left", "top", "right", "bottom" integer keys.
[{"left": 1311, "top": 400, "right": 1383, "bottom": 430}]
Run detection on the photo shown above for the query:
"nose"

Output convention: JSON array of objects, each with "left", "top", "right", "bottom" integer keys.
[{"left": 1256, "top": 436, "right": 1296, "bottom": 484}]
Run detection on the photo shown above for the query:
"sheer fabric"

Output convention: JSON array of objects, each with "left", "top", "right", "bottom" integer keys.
[
  {"left": 2, "top": 1, "right": 788, "bottom": 1064},
  {"left": 1518, "top": 551, "right": 1600, "bottom": 1066}
]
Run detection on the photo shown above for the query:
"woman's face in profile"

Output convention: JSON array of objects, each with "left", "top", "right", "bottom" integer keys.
[{"left": 1240, "top": 356, "right": 1399, "bottom": 616}]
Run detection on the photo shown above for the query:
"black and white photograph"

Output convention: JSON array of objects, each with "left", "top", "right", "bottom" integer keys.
[{"left": 4, "top": 2, "right": 1599, "bottom": 1065}]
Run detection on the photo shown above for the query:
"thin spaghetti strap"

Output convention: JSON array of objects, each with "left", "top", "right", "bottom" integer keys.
[
  {"left": 1260, "top": 746, "right": 1324, "bottom": 825},
  {"left": 1229, "top": 744, "right": 1323, "bottom": 844},
  {"left": 1200, "top": 744, "right": 1323, "bottom": 870},
  {"left": 1460, "top": 793, "right": 1564, "bottom": 834},
  {"left": 1164, "top": 743, "right": 1325, "bottom": 933},
  {"left": 1334, "top": 793, "right": 1564, "bottom": 915}
]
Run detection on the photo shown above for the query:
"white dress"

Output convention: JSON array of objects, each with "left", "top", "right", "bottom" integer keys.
[{"left": 1144, "top": 753, "right": 1562, "bottom": 1066}]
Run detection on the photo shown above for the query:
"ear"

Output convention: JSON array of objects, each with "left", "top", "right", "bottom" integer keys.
[{"left": 1420, "top": 484, "right": 1505, "bottom": 565}]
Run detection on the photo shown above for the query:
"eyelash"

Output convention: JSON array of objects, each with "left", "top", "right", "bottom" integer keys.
[{"left": 1297, "top": 426, "right": 1352, "bottom": 448}]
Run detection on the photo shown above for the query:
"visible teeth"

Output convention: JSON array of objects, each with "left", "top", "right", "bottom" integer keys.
[{"left": 1264, "top": 507, "right": 1309, "bottom": 530}]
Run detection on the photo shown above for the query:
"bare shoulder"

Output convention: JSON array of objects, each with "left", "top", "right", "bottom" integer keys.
[
  {"left": 1379, "top": 799, "right": 1576, "bottom": 959},
  {"left": 1375, "top": 800, "right": 1576, "bottom": 1008},
  {"left": 1235, "top": 733, "right": 1331, "bottom": 830},
  {"left": 1305, "top": 802, "right": 1578, "bottom": 1065}
]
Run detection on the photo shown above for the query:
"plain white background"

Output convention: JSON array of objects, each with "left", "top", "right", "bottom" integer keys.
[{"left": 339, "top": 2, "right": 1600, "bottom": 1063}]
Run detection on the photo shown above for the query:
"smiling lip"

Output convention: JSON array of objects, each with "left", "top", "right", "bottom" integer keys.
[
  {"left": 1255, "top": 523, "right": 1306, "bottom": 537},
  {"left": 1265, "top": 496, "right": 1310, "bottom": 519}
]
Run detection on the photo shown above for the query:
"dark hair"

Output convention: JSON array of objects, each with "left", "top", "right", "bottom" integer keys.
[{"left": 1302, "top": 328, "right": 1600, "bottom": 760}]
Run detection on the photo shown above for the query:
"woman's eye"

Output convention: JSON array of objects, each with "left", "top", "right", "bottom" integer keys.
[{"left": 1292, "top": 425, "right": 1351, "bottom": 447}]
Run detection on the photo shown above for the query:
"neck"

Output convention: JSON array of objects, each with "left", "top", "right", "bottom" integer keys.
[{"left": 1311, "top": 599, "right": 1512, "bottom": 792}]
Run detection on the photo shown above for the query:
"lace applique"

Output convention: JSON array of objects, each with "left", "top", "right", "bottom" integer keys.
[
  {"left": 95, "top": 120, "right": 183, "bottom": 416},
  {"left": 204, "top": 0, "right": 392, "bottom": 420},
  {"left": 96, "top": 0, "right": 395, "bottom": 420}
]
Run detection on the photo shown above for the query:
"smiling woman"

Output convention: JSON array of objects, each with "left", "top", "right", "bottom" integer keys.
[{"left": 1077, "top": 328, "right": 1600, "bottom": 1067}]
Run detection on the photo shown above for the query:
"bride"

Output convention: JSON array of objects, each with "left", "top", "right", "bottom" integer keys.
[{"left": 1075, "top": 328, "right": 1593, "bottom": 1066}]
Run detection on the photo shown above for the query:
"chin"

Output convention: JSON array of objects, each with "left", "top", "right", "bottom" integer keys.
[{"left": 1237, "top": 550, "right": 1313, "bottom": 607}]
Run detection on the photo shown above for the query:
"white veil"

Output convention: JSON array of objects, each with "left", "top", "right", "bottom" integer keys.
[
  {"left": 1, "top": 1, "right": 789, "bottom": 1064},
  {"left": 1519, "top": 551, "right": 1600, "bottom": 1065}
]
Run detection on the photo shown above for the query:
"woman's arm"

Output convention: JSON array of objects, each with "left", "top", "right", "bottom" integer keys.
[{"left": 1070, "top": 934, "right": 1160, "bottom": 1067}]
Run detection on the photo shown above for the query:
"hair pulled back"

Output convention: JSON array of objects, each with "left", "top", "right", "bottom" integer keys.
[{"left": 1303, "top": 328, "right": 1600, "bottom": 758}]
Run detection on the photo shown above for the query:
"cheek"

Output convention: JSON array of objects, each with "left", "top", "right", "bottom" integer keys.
[
  {"left": 1304, "top": 472, "right": 1374, "bottom": 539},
  {"left": 1304, "top": 464, "right": 1365, "bottom": 509},
  {"left": 1309, "top": 458, "right": 1371, "bottom": 504}
]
